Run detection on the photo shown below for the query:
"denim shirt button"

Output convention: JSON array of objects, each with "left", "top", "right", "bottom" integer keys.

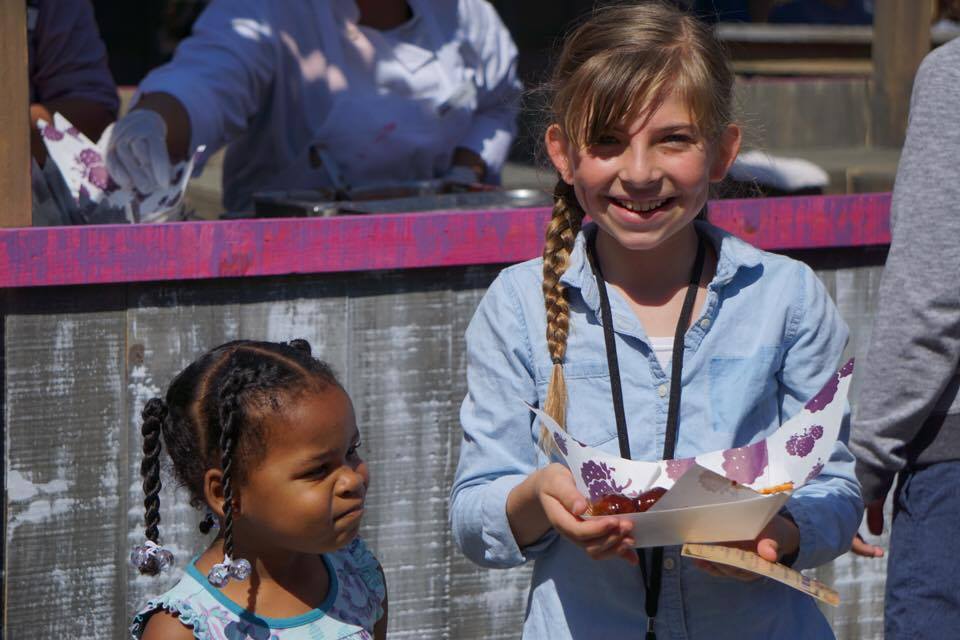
[
  {"left": 700, "top": 318, "right": 711, "bottom": 329},
  {"left": 663, "top": 557, "right": 675, "bottom": 570},
  {"left": 657, "top": 384, "right": 668, "bottom": 398}
]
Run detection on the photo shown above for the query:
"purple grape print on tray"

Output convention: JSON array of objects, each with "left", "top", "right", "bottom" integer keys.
[
  {"left": 785, "top": 425, "right": 824, "bottom": 458},
  {"left": 553, "top": 432, "right": 568, "bottom": 456},
  {"left": 42, "top": 126, "right": 64, "bottom": 141},
  {"left": 76, "top": 149, "right": 103, "bottom": 167},
  {"left": 721, "top": 440, "right": 769, "bottom": 484},
  {"left": 580, "top": 460, "right": 631, "bottom": 502},
  {"left": 86, "top": 165, "right": 110, "bottom": 190},
  {"left": 804, "top": 359, "right": 854, "bottom": 413},
  {"left": 805, "top": 459, "right": 825, "bottom": 483},
  {"left": 839, "top": 358, "right": 854, "bottom": 378},
  {"left": 804, "top": 373, "right": 839, "bottom": 413},
  {"left": 665, "top": 457, "right": 696, "bottom": 481}
]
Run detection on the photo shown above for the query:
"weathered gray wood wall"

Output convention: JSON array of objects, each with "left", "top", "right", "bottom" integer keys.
[{"left": 3, "top": 248, "right": 892, "bottom": 639}]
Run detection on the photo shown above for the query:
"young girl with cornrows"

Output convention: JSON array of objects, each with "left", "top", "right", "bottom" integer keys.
[
  {"left": 450, "top": 3, "right": 861, "bottom": 638},
  {"left": 129, "top": 339, "right": 387, "bottom": 639}
]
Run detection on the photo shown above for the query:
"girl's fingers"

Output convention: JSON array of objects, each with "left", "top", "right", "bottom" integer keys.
[
  {"left": 538, "top": 464, "right": 589, "bottom": 515},
  {"left": 583, "top": 532, "right": 636, "bottom": 558},
  {"left": 617, "top": 544, "right": 640, "bottom": 565},
  {"left": 756, "top": 537, "right": 780, "bottom": 563}
]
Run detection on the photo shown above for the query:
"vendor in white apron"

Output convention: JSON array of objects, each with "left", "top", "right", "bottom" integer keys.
[{"left": 106, "top": 0, "right": 521, "bottom": 213}]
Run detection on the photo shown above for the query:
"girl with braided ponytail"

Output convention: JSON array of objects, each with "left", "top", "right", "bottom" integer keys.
[
  {"left": 451, "top": 3, "right": 861, "bottom": 638},
  {"left": 130, "top": 340, "right": 387, "bottom": 640}
]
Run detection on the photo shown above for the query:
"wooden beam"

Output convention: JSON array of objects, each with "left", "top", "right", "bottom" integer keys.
[
  {"left": 0, "top": 194, "right": 892, "bottom": 289},
  {"left": 870, "top": 0, "right": 934, "bottom": 148},
  {"left": 0, "top": 1, "right": 31, "bottom": 228}
]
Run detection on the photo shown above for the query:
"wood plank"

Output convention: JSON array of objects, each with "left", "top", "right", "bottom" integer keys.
[
  {"left": 1, "top": 251, "right": 897, "bottom": 638},
  {"left": 446, "top": 266, "right": 533, "bottom": 639},
  {"left": 0, "top": 0, "right": 31, "bottom": 227},
  {"left": 3, "top": 288, "right": 127, "bottom": 637},
  {"left": 870, "top": 0, "right": 934, "bottom": 148},
  {"left": 344, "top": 269, "right": 465, "bottom": 638},
  {"left": 735, "top": 78, "right": 870, "bottom": 148},
  {"left": 803, "top": 252, "right": 888, "bottom": 638},
  {"left": 0, "top": 195, "right": 893, "bottom": 289}
]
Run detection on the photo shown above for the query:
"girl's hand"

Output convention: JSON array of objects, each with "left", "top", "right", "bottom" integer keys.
[
  {"left": 537, "top": 464, "right": 639, "bottom": 564},
  {"left": 693, "top": 514, "right": 800, "bottom": 581},
  {"left": 507, "top": 463, "right": 638, "bottom": 565}
]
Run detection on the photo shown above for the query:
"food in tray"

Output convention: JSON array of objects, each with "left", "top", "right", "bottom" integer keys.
[
  {"left": 588, "top": 494, "right": 636, "bottom": 516},
  {"left": 588, "top": 486, "right": 669, "bottom": 516},
  {"left": 757, "top": 481, "right": 795, "bottom": 495}
]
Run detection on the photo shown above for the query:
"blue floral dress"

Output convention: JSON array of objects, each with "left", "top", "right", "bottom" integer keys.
[{"left": 131, "top": 539, "right": 385, "bottom": 639}]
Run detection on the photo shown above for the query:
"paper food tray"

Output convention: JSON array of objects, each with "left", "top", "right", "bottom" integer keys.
[{"left": 530, "top": 359, "right": 853, "bottom": 547}]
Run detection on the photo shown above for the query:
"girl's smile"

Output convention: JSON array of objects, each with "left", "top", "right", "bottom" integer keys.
[
  {"left": 606, "top": 195, "right": 679, "bottom": 223},
  {"left": 547, "top": 91, "right": 740, "bottom": 256}
]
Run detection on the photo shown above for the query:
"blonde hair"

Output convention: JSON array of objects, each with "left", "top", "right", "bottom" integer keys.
[{"left": 541, "top": 1, "right": 735, "bottom": 434}]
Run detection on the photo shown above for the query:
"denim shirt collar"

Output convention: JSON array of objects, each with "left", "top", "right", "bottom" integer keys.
[{"left": 559, "top": 220, "right": 764, "bottom": 312}]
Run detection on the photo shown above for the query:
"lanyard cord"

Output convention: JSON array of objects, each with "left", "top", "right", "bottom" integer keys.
[{"left": 585, "top": 229, "right": 706, "bottom": 640}]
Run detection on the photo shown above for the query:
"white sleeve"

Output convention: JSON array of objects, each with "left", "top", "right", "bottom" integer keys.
[
  {"left": 136, "top": 0, "right": 278, "bottom": 156},
  {"left": 456, "top": 0, "right": 522, "bottom": 180}
]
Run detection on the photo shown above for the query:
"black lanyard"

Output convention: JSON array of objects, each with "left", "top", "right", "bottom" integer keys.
[{"left": 585, "top": 229, "right": 706, "bottom": 640}]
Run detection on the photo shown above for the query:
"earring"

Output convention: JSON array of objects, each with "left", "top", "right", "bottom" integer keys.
[{"left": 198, "top": 509, "right": 219, "bottom": 534}]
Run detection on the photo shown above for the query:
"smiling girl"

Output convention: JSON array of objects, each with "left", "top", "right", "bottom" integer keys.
[
  {"left": 130, "top": 340, "right": 387, "bottom": 640},
  {"left": 450, "top": 3, "right": 861, "bottom": 638}
]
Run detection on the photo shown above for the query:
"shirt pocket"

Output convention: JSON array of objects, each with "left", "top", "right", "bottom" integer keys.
[
  {"left": 707, "top": 346, "right": 781, "bottom": 435},
  {"left": 535, "top": 360, "right": 617, "bottom": 447}
]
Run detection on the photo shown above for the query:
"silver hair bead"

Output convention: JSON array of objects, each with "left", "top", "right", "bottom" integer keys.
[
  {"left": 207, "top": 555, "right": 252, "bottom": 588},
  {"left": 130, "top": 540, "right": 174, "bottom": 573}
]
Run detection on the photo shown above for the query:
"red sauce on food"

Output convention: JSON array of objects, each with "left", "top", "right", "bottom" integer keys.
[{"left": 590, "top": 486, "right": 668, "bottom": 516}]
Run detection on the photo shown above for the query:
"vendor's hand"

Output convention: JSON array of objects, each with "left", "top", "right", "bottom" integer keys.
[
  {"left": 106, "top": 109, "right": 172, "bottom": 194},
  {"left": 693, "top": 514, "right": 800, "bottom": 581},
  {"left": 535, "top": 464, "right": 639, "bottom": 565},
  {"left": 850, "top": 498, "right": 885, "bottom": 558}
]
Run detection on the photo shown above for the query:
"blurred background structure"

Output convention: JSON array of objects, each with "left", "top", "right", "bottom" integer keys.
[
  {"left": 71, "top": 0, "right": 960, "bottom": 218},
  {"left": 1, "top": 2, "right": 957, "bottom": 638}
]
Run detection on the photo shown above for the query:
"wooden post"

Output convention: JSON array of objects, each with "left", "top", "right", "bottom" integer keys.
[
  {"left": 870, "top": 0, "right": 934, "bottom": 148},
  {"left": 0, "top": 1, "right": 31, "bottom": 227}
]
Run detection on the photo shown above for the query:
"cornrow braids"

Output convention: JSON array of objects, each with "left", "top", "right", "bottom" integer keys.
[
  {"left": 215, "top": 365, "right": 265, "bottom": 562},
  {"left": 541, "top": 179, "right": 586, "bottom": 438},
  {"left": 137, "top": 397, "right": 169, "bottom": 575}
]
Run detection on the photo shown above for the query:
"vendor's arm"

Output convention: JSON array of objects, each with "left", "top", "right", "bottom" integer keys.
[
  {"left": 452, "top": 0, "right": 522, "bottom": 182},
  {"left": 29, "top": 0, "right": 119, "bottom": 163},
  {"left": 133, "top": 0, "right": 278, "bottom": 159},
  {"left": 130, "top": 93, "right": 192, "bottom": 163},
  {"left": 775, "top": 262, "right": 863, "bottom": 571},
  {"left": 849, "top": 43, "right": 960, "bottom": 518}
]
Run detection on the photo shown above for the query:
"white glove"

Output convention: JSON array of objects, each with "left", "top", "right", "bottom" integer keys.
[{"left": 106, "top": 109, "right": 172, "bottom": 194}]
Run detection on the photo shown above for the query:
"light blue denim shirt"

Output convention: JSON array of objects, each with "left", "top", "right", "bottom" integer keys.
[{"left": 450, "top": 221, "right": 862, "bottom": 639}]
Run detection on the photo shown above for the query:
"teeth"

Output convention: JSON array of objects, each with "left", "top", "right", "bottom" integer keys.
[{"left": 617, "top": 198, "right": 667, "bottom": 213}]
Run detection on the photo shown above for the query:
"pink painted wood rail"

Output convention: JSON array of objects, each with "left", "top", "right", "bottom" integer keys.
[{"left": 0, "top": 193, "right": 890, "bottom": 289}]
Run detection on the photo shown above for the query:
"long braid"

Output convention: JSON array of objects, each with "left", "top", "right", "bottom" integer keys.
[
  {"left": 217, "top": 368, "right": 254, "bottom": 561},
  {"left": 541, "top": 179, "right": 585, "bottom": 438},
  {"left": 138, "top": 398, "right": 168, "bottom": 575}
]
